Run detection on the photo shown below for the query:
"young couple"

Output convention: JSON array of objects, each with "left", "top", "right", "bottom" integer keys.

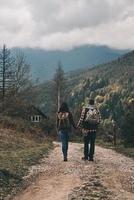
[{"left": 57, "top": 99, "right": 101, "bottom": 162}]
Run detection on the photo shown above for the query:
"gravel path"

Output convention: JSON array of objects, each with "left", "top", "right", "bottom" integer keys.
[{"left": 13, "top": 142, "right": 134, "bottom": 200}]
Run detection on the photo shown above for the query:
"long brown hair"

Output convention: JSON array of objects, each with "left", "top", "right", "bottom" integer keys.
[{"left": 58, "top": 102, "right": 69, "bottom": 112}]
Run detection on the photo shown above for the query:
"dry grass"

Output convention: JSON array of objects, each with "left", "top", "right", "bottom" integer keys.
[{"left": 0, "top": 126, "right": 52, "bottom": 200}]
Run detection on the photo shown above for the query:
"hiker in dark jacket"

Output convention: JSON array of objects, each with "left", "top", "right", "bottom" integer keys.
[
  {"left": 77, "top": 98, "right": 101, "bottom": 161},
  {"left": 57, "top": 102, "right": 76, "bottom": 161}
]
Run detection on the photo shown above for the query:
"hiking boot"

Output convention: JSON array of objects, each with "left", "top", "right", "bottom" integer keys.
[
  {"left": 88, "top": 157, "right": 94, "bottom": 161},
  {"left": 82, "top": 157, "right": 88, "bottom": 161},
  {"left": 64, "top": 158, "right": 68, "bottom": 162}
]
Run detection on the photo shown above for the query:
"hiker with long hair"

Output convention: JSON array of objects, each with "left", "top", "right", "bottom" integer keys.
[{"left": 57, "top": 102, "right": 76, "bottom": 161}]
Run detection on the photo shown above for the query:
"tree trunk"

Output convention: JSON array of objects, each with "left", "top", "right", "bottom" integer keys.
[
  {"left": 57, "top": 86, "right": 60, "bottom": 111},
  {"left": 2, "top": 45, "right": 6, "bottom": 110}
]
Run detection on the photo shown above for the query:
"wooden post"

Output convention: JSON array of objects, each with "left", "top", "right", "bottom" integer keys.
[{"left": 112, "top": 120, "right": 117, "bottom": 146}]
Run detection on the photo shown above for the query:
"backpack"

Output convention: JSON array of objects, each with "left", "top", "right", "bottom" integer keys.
[
  {"left": 57, "top": 112, "right": 70, "bottom": 129},
  {"left": 83, "top": 107, "right": 100, "bottom": 128}
]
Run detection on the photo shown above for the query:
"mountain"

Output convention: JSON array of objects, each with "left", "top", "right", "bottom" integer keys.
[{"left": 12, "top": 45, "right": 128, "bottom": 81}]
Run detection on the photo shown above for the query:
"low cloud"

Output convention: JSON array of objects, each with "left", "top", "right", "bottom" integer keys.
[{"left": 0, "top": 0, "right": 134, "bottom": 49}]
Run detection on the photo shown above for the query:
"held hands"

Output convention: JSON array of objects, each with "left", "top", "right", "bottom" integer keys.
[
  {"left": 75, "top": 125, "right": 82, "bottom": 132},
  {"left": 74, "top": 125, "right": 81, "bottom": 130}
]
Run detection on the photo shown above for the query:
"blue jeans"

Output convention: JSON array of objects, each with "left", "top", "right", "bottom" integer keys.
[{"left": 59, "top": 130, "right": 69, "bottom": 159}]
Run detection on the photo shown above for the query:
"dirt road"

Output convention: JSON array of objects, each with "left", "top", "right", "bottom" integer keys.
[{"left": 13, "top": 142, "right": 134, "bottom": 200}]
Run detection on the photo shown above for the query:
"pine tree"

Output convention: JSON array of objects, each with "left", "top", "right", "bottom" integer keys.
[{"left": 0, "top": 44, "right": 15, "bottom": 110}]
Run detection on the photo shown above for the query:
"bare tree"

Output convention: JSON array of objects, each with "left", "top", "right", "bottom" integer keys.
[
  {"left": 13, "top": 51, "right": 30, "bottom": 93},
  {"left": 0, "top": 45, "right": 33, "bottom": 115},
  {"left": 52, "top": 62, "right": 66, "bottom": 112}
]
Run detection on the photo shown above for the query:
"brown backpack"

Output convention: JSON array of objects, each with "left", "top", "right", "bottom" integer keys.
[{"left": 57, "top": 112, "right": 70, "bottom": 129}]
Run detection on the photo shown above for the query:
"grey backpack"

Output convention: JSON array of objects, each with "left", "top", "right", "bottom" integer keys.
[{"left": 84, "top": 107, "right": 99, "bottom": 126}]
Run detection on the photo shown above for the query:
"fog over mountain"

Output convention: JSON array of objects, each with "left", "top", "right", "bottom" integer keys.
[{"left": 12, "top": 44, "right": 129, "bottom": 81}]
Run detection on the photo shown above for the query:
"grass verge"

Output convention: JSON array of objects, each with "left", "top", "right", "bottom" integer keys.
[
  {"left": 96, "top": 139, "right": 134, "bottom": 158},
  {"left": 0, "top": 128, "right": 52, "bottom": 200}
]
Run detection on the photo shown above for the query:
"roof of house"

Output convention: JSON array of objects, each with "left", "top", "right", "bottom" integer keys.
[{"left": 28, "top": 105, "right": 48, "bottom": 119}]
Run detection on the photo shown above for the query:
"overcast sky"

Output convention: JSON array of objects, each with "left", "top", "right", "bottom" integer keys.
[{"left": 0, "top": 0, "right": 134, "bottom": 50}]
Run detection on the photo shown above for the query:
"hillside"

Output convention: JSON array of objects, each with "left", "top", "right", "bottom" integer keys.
[
  {"left": 12, "top": 45, "right": 128, "bottom": 81},
  {"left": 0, "top": 118, "right": 51, "bottom": 200},
  {"left": 68, "top": 50, "right": 134, "bottom": 98},
  {"left": 66, "top": 50, "right": 134, "bottom": 146},
  {"left": 67, "top": 50, "right": 133, "bottom": 84}
]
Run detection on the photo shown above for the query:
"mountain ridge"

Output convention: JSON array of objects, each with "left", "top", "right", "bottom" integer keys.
[{"left": 12, "top": 44, "right": 129, "bottom": 81}]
